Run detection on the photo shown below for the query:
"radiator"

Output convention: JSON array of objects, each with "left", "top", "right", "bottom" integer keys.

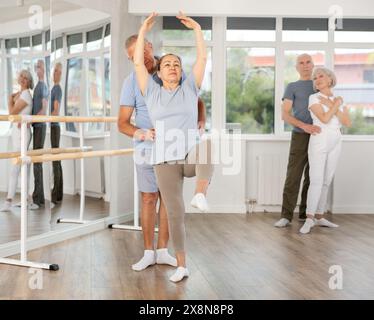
[{"left": 256, "top": 154, "right": 287, "bottom": 205}]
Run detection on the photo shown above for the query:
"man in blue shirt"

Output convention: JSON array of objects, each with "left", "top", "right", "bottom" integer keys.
[
  {"left": 50, "top": 63, "right": 63, "bottom": 206},
  {"left": 30, "top": 60, "right": 49, "bottom": 210},
  {"left": 118, "top": 35, "right": 206, "bottom": 271}
]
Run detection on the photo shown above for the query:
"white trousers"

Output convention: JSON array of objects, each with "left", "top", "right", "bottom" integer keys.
[
  {"left": 306, "top": 128, "right": 342, "bottom": 215},
  {"left": 7, "top": 125, "right": 32, "bottom": 200}
]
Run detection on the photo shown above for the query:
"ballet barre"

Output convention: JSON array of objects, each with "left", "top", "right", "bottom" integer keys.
[
  {"left": 12, "top": 149, "right": 133, "bottom": 165},
  {"left": 7, "top": 115, "right": 118, "bottom": 123},
  {"left": 0, "top": 115, "right": 135, "bottom": 272},
  {"left": 0, "top": 146, "right": 93, "bottom": 160}
]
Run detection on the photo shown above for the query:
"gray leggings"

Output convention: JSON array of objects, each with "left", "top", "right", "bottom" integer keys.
[{"left": 154, "top": 139, "right": 214, "bottom": 253}]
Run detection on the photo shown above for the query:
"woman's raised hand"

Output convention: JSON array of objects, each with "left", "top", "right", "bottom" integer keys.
[
  {"left": 140, "top": 12, "right": 158, "bottom": 33},
  {"left": 176, "top": 11, "right": 201, "bottom": 30}
]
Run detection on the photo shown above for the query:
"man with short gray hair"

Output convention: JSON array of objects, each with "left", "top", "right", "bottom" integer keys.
[
  {"left": 50, "top": 63, "right": 63, "bottom": 206},
  {"left": 275, "top": 54, "right": 321, "bottom": 228},
  {"left": 30, "top": 59, "right": 49, "bottom": 210}
]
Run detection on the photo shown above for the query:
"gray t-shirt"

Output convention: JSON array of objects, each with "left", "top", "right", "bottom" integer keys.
[
  {"left": 50, "top": 84, "right": 62, "bottom": 127},
  {"left": 32, "top": 81, "right": 49, "bottom": 127},
  {"left": 283, "top": 80, "right": 315, "bottom": 133},
  {"left": 143, "top": 73, "right": 200, "bottom": 165},
  {"left": 120, "top": 69, "right": 187, "bottom": 150}
]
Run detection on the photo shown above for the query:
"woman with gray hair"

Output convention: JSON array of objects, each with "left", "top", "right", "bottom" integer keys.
[
  {"left": 300, "top": 67, "right": 351, "bottom": 234},
  {"left": 0, "top": 70, "right": 34, "bottom": 212}
]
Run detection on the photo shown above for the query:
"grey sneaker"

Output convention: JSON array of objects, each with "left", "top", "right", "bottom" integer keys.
[{"left": 274, "top": 218, "right": 291, "bottom": 228}]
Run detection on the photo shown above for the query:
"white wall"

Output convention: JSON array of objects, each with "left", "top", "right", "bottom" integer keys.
[
  {"left": 129, "top": 0, "right": 374, "bottom": 17},
  {"left": 183, "top": 138, "right": 374, "bottom": 215},
  {"left": 333, "top": 141, "right": 374, "bottom": 214},
  {"left": 51, "top": 8, "right": 110, "bottom": 36}
]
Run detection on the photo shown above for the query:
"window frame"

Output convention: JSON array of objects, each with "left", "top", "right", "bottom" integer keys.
[{"left": 53, "top": 21, "right": 111, "bottom": 136}]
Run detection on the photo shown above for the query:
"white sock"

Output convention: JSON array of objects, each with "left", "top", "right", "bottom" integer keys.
[
  {"left": 156, "top": 248, "right": 177, "bottom": 267},
  {"left": 274, "top": 218, "right": 290, "bottom": 228},
  {"left": 315, "top": 218, "right": 339, "bottom": 228},
  {"left": 191, "top": 193, "right": 209, "bottom": 213},
  {"left": 300, "top": 218, "right": 315, "bottom": 234},
  {"left": 169, "top": 267, "right": 189, "bottom": 283},
  {"left": 132, "top": 250, "right": 156, "bottom": 271}
]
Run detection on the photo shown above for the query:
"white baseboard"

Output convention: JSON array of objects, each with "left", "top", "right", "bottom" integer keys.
[
  {"left": 252, "top": 205, "right": 282, "bottom": 213},
  {"left": 0, "top": 212, "right": 134, "bottom": 259},
  {"left": 332, "top": 206, "right": 374, "bottom": 214},
  {"left": 252, "top": 205, "right": 374, "bottom": 214},
  {"left": 63, "top": 187, "right": 77, "bottom": 196}
]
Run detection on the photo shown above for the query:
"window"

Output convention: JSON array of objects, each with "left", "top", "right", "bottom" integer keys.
[
  {"left": 32, "top": 34, "right": 43, "bottom": 51},
  {"left": 7, "top": 58, "right": 19, "bottom": 95},
  {"left": 161, "top": 47, "right": 212, "bottom": 131},
  {"left": 52, "top": 36, "right": 63, "bottom": 60},
  {"left": 67, "top": 33, "right": 83, "bottom": 54},
  {"left": 0, "top": 56, "right": 10, "bottom": 135},
  {"left": 226, "top": 47, "right": 275, "bottom": 134},
  {"left": 65, "top": 58, "right": 83, "bottom": 132},
  {"left": 282, "top": 18, "right": 328, "bottom": 42},
  {"left": 87, "top": 57, "right": 104, "bottom": 132},
  {"left": 226, "top": 17, "right": 276, "bottom": 41},
  {"left": 364, "top": 70, "right": 374, "bottom": 83},
  {"left": 57, "top": 23, "right": 111, "bottom": 134},
  {"left": 6, "top": 39, "right": 18, "bottom": 55},
  {"left": 45, "top": 30, "right": 51, "bottom": 51},
  {"left": 104, "top": 24, "right": 111, "bottom": 48},
  {"left": 162, "top": 16, "right": 212, "bottom": 41},
  {"left": 104, "top": 53, "right": 111, "bottom": 117},
  {"left": 45, "top": 55, "right": 51, "bottom": 89},
  {"left": 334, "top": 48, "right": 374, "bottom": 135},
  {"left": 19, "top": 37, "right": 31, "bottom": 53},
  {"left": 87, "top": 27, "right": 103, "bottom": 51},
  {"left": 335, "top": 19, "right": 374, "bottom": 43}
]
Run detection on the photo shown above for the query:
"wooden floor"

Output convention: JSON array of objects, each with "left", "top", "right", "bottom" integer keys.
[
  {"left": 0, "top": 193, "right": 110, "bottom": 244},
  {"left": 0, "top": 212, "right": 373, "bottom": 300}
]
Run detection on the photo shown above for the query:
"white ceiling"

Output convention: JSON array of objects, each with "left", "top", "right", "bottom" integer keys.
[{"left": 0, "top": 0, "right": 81, "bottom": 24}]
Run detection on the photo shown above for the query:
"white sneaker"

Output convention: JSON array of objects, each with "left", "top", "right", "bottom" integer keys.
[
  {"left": 274, "top": 218, "right": 290, "bottom": 228},
  {"left": 29, "top": 203, "right": 40, "bottom": 210},
  {"left": 315, "top": 218, "right": 339, "bottom": 228},
  {"left": 300, "top": 218, "right": 315, "bottom": 234},
  {"left": 0, "top": 201, "right": 12, "bottom": 212},
  {"left": 191, "top": 193, "right": 209, "bottom": 213}
]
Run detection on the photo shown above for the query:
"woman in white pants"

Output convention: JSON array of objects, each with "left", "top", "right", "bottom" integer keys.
[
  {"left": 0, "top": 70, "right": 33, "bottom": 212},
  {"left": 300, "top": 67, "right": 351, "bottom": 234}
]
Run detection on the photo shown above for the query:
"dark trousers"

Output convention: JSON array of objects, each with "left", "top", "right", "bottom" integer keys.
[
  {"left": 281, "top": 132, "right": 310, "bottom": 221},
  {"left": 51, "top": 125, "right": 63, "bottom": 203},
  {"left": 32, "top": 125, "right": 46, "bottom": 206}
]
